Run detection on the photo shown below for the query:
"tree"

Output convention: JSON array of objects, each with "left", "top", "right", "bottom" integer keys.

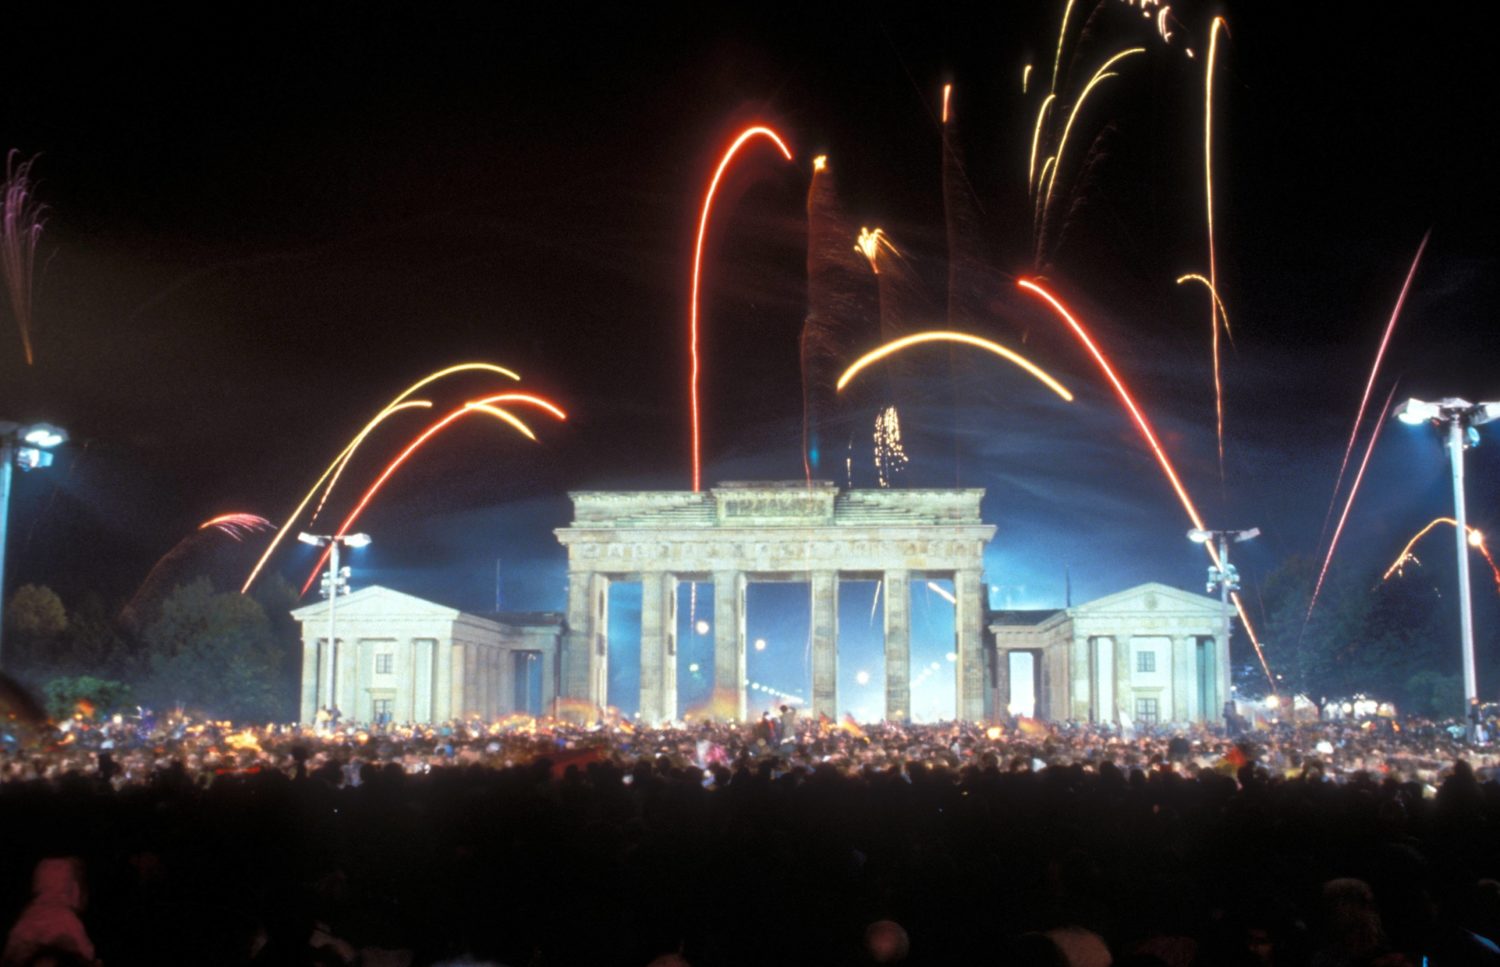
[
  {"left": 138, "top": 578, "right": 285, "bottom": 722},
  {"left": 42, "top": 676, "right": 132, "bottom": 721},
  {"left": 4, "top": 584, "right": 68, "bottom": 669}
]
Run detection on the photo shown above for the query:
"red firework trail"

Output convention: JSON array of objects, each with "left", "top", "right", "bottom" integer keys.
[
  {"left": 689, "top": 124, "right": 793, "bottom": 492},
  {"left": 300, "top": 393, "right": 566, "bottom": 596},
  {"left": 1018, "top": 278, "right": 1275, "bottom": 689},
  {"left": 1315, "top": 230, "right": 1430, "bottom": 553},
  {"left": 1304, "top": 383, "right": 1400, "bottom": 624}
]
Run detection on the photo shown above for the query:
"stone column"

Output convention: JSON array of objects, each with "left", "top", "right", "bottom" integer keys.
[
  {"left": 1172, "top": 635, "right": 1192, "bottom": 722},
  {"left": 591, "top": 573, "right": 611, "bottom": 716},
  {"left": 955, "top": 569, "right": 986, "bottom": 722},
  {"left": 811, "top": 570, "right": 841, "bottom": 720},
  {"left": 337, "top": 634, "right": 357, "bottom": 721},
  {"left": 663, "top": 575, "right": 679, "bottom": 723},
  {"left": 993, "top": 647, "right": 1010, "bottom": 717},
  {"left": 300, "top": 637, "right": 319, "bottom": 724},
  {"left": 640, "top": 572, "right": 678, "bottom": 725},
  {"left": 1115, "top": 635, "right": 1133, "bottom": 726},
  {"left": 712, "top": 570, "right": 746, "bottom": 720},
  {"left": 881, "top": 570, "right": 909, "bottom": 722},
  {"left": 561, "top": 570, "right": 592, "bottom": 716},
  {"left": 414, "top": 638, "right": 434, "bottom": 722},
  {"left": 1072, "top": 634, "right": 1092, "bottom": 721},
  {"left": 434, "top": 639, "right": 452, "bottom": 721}
]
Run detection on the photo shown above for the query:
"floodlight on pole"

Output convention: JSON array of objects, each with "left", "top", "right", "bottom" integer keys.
[
  {"left": 1188, "top": 527, "right": 1260, "bottom": 718},
  {"left": 0, "top": 420, "right": 69, "bottom": 668},
  {"left": 1392, "top": 397, "right": 1500, "bottom": 733},
  {"left": 298, "top": 532, "right": 371, "bottom": 718}
]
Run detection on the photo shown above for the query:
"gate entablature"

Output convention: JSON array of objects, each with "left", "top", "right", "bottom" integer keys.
[{"left": 554, "top": 482, "right": 995, "bottom": 724}]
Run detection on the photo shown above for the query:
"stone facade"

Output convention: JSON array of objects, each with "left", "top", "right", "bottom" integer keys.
[
  {"left": 553, "top": 482, "right": 996, "bottom": 723},
  {"left": 989, "top": 582, "right": 1229, "bottom": 726},
  {"left": 291, "top": 586, "right": 562, "bottom": 725}
]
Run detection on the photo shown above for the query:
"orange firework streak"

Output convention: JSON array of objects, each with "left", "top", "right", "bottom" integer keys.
[
  {"left": 1017, "top": 278, "right": 1275, "bottom": 689},
  {"left": 1304, "top": 385, "right": 1399, "bottom": 624},
  {"left": 1205, "top": 17, "right": 1229, "bottom": 480},
  {"left": 243, "top": 362, "right": 521, "bottom": 593},
  {"left": 689, "top": 125, "right": 793, "bottom": 492},
  {"left": 1317, "top": 231, "right": 1430, "bottom": 553},
  {"left": 1384, "top": 518, "right": 1500, "bottom": 593},
  {"left": 300, "top": 393, "right": 566, "bottom": 595}
]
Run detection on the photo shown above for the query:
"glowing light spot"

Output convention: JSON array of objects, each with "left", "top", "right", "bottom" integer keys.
[
  {"left": 690, "top": 124, "right": 794, "bottom": 493},
  {"left": 754, "top": 638, "right": 767, "bottom": 651},
  {"left": 855, "top": 670, "right": 870, "bottom": 686},
  {"left": 812, "top": 154, "right": 827, "bottom": 172},
  {"left": 837, "top": 330, "right": 1074, "bottom": 402},
  {"left": 695, "top": 619, "right": 710, "bottom": 635}
]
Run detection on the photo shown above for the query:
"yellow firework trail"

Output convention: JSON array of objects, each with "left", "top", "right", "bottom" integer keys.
[
  {"left": 1205, "top": 16, "right": 1229, "bottom": 479},
  {"left": 1028, "top": 94, "right": 1057, "bottom": 191},
  {"left": 1044, "top": 48, "right": 1145, "bottom": 210},
  {"left": 1049, "top": 0, "right": 1076, "bottom": 93},
  {"left": 1178, "top": 272, "right": 1231, "bottom": 481},
  {"left": 836, "top": 331, "right": 1074, "bottom": 401},
  {"left": 1022, "top": 63, "right": 1033, "bottom": 93},
  {"left": 242, "top": 362, "right": 521, "bottom": 593}
]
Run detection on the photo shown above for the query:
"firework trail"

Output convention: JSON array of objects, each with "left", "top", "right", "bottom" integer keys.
[
  {"left": 300, "top": 392, "right": 566, "bottom": 596},
  {"left": 1177, "top": 271, "right": 1232, "bottom": 486},
  {"left": 198, "top": 513, "right": 274, "bottom": 542},
  {"left": 942, "top": 86, "right": 993, "bottom": 483},
  {"left": 837, "top": 330, "right": 1075, "bottom": 401},
  {"left": 689, "top": 124, "right": 793, "bottom": 492},
  {"left": 1017, "top": 278, "right": 1275, "bottom": 688},
  {"left": 1, "top": 152, "right": 46, "bottom": 366},
  {"left": 243, "top": 362, "right": 519, "bottom": 593},
  {"left": 1383, "top": 517, "right": 1500, "bottom": 593},
  {"left": 1203, "top": 17, "right": 1230, "bottom": 480},
  {"left": 803, "top": 157, "right": 875, "bottom": 483},
  {"left": 125, "top": 514, "right": 276, "bottom": 630},
  {"left": 1314, "top": 231, "right": 1431, "bottom": 555},
  {"left": 308, "top": 400, "right": 432, "bottom": 525},
  {"left": 1303, "top": 384, "right": 1400, "bottom": 624}
]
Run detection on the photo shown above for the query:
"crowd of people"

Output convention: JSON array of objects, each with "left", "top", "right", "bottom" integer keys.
[{"left": 3, "top": 708, "right": 1500, "bottom": 965}]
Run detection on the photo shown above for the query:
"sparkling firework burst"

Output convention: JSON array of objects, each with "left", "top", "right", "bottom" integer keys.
[
  {"left": 873, "top": 405, "right": 909, "bottom": 488},
  {"left": 1, "top": 152, "right": 46, "bottom": 366}
]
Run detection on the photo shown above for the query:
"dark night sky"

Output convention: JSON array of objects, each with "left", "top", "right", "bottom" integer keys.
[{"left": 1, "top": 2, "right": 1497, "bottom": 666}]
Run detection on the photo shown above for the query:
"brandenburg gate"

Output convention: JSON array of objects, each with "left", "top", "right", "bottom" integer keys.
[{"left": 553, "top": 481, "right": 995, "bottom": 723}]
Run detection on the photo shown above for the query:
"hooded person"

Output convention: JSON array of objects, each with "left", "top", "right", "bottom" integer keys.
[{"left": 2, "top": 857, "right": 97, "bottom": 966}]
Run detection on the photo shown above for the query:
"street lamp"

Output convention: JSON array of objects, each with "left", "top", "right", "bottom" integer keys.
[
  {"left": 0, "top": 421, "right": 68, "bottom": 667},
  {"left": 298, "top": 531, "right": 371, "bottom": 716},
  {"left": 1393, "top": 397, "right": 1500, "bottom": 726},
  {"left": 1188, "top": 526, "right": 1260, "bottom": 718}
]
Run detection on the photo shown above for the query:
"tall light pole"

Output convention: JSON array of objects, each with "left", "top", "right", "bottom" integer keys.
[
  {"left": 1188, "top": 526, "right": 1260, "bottom": 721},
  {"left": 298, "top": 531, "right": 371, "bottom": 715},
  {"left": 0, "top": 421, "right": 69, "bottom": 667},
  {"left": 1394, "top": 397, "right": 1500, "bottom": 726}
]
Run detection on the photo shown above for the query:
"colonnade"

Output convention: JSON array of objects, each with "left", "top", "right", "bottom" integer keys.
[{"left": 560, "top": 567, "right": 989, "bottom": 723}]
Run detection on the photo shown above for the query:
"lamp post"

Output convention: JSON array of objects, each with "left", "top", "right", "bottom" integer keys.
[
  {"left": 0, "top": 421, "right": 69, "bottom": 667},
  {"left": 298, "top": 531, "right": 371, "bottom": 716},
  {"left": 1394, "top": 397, "right": 1500, "bottom": 728},
  {"left": 1188, "top": 526, "right": 1260, "bottom": 721}
]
